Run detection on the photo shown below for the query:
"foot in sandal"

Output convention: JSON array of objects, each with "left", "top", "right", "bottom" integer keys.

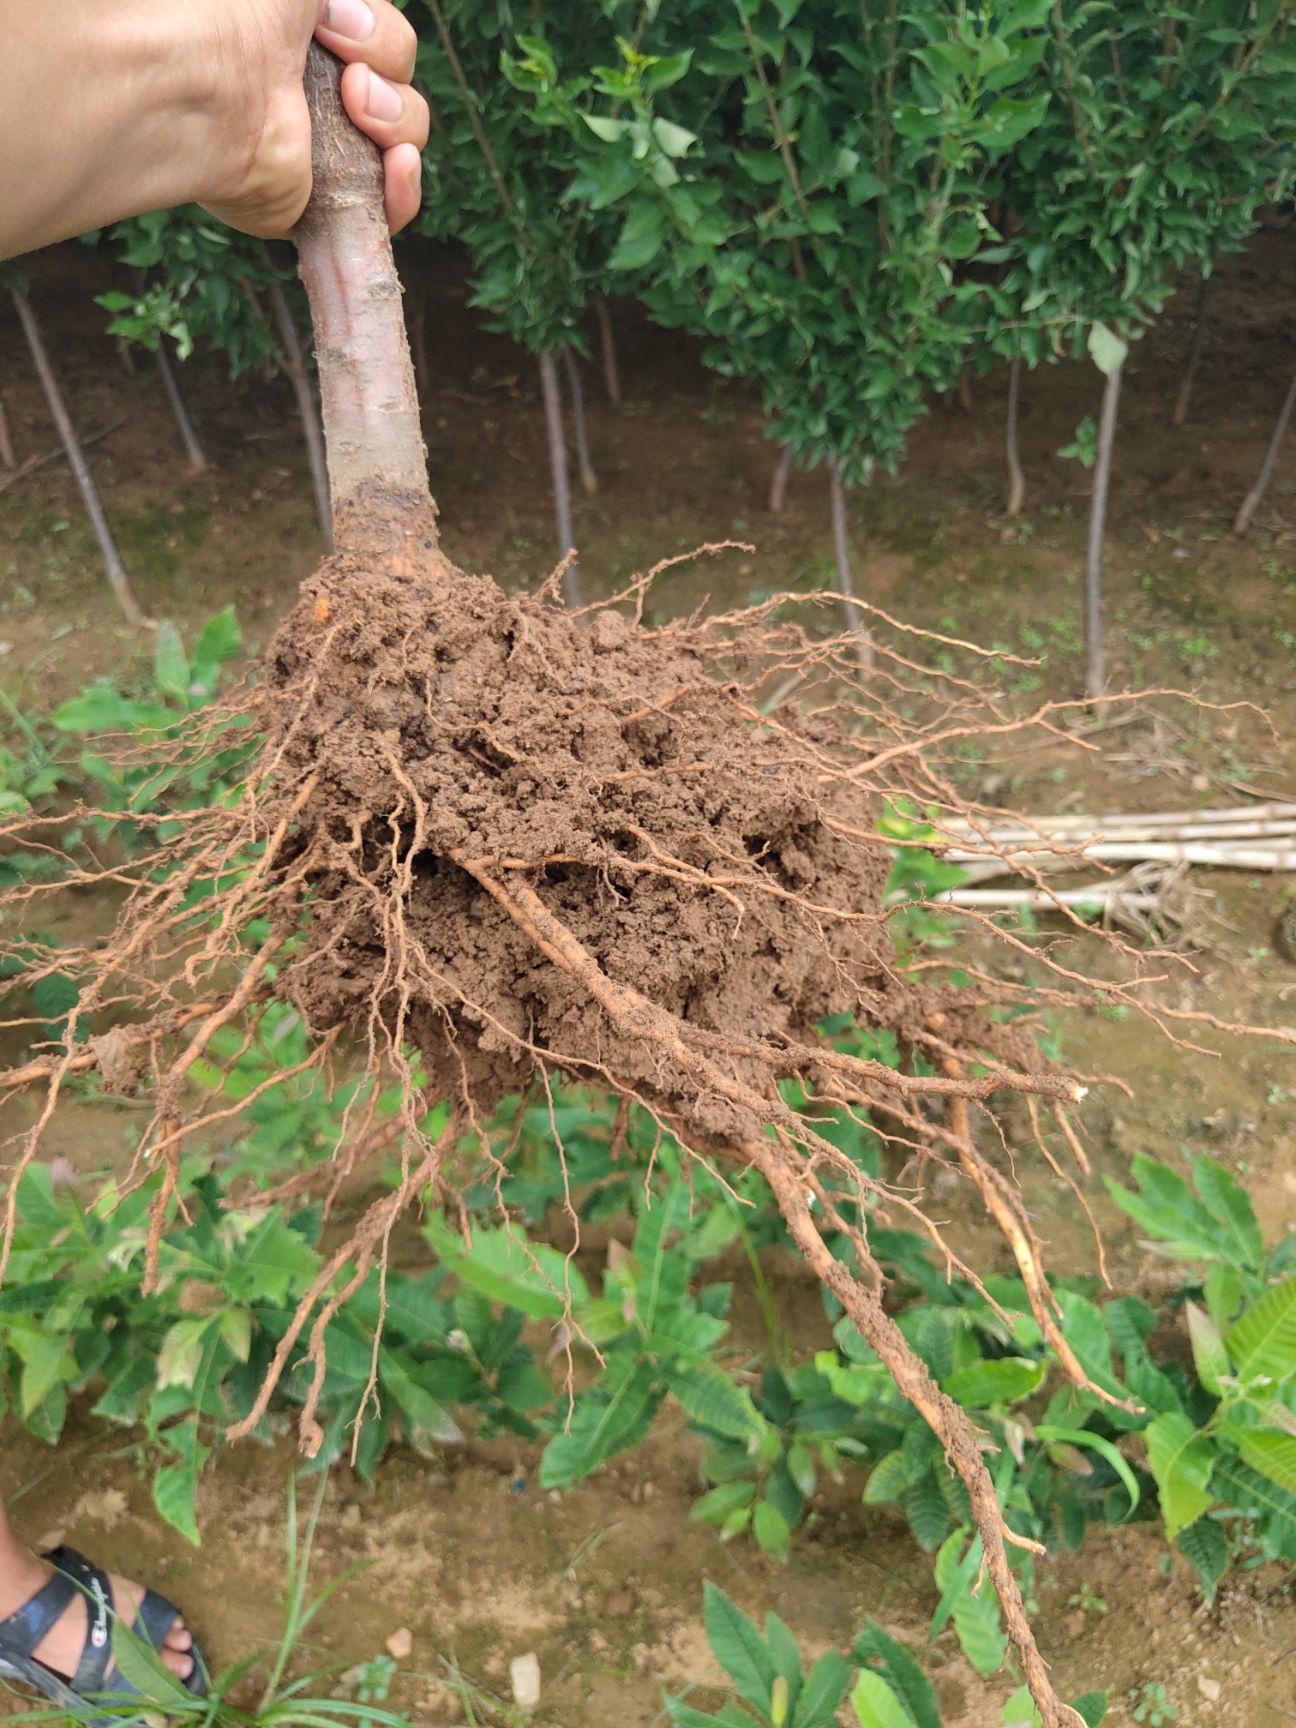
[{"left": 0, "top": 1544, "right": 205, "bottom": 1718}]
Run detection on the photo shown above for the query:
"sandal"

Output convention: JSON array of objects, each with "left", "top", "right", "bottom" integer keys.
[{"left": 0, "top": 1546, "right": 207, "bottom": 1724}]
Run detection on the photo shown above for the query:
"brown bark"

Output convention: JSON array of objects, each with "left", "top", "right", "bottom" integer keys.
[{"left": 296, "top": 43, "right": 429, "bottom": 545}]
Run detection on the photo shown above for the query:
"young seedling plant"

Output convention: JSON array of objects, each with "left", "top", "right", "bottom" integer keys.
[{"left": 4, "top": 39, "right": 1293, "bottom": 1728}]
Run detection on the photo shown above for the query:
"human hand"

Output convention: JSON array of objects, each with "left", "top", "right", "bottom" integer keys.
[{"left": 201, "top": 0, "right": 430, "bottom": 238}]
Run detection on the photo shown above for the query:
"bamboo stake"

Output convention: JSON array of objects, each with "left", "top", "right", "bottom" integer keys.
[
  {"left": 1084, "top": 358, "right": 1123, "bottom": 699},
  {"left": 1005, "top": 355, "right": 1025, "bottom": 516},
  {"left": 769, "top": 442, "right": 794, "bottom": 513}
]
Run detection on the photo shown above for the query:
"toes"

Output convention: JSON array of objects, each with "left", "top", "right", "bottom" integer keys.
[{"left": 164, "top": 1620, "right": 193, "bottom": 1653}]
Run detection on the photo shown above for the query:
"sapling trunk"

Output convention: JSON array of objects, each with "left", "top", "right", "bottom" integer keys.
[
  {"left": 10, "top": 289, "right": 145, "bottom": 627},
  {"left": 1005, "top": 354, "right": 1026, "bottom": 517},
  {"left": 1172, "top": 269, "right": 1210, "bottom": 429},
  {"left": 956, "top": 363, "right": 974, "bottom": 415},
  {"left": 594, "top": 297, "right": 622, "bottom": 411},
  {"left": 1234, "top": 360, "right": 1296, "bottom": 538},
  {"left": 537, "top": 349, "right": 583, "bottom": 608},
  {"left": 829, "top": 458, "right": 872, "bottom": 668},
  {"left": 155, "top": 343, "right": 207, "bottom": 474},
  {"left": 0, "top": 395, "right": 15, "bottom": 470},
  {"left": 769, "top": 442, "right": 794, "bottom": 514},
  {"left": 562, "top": 347, "right": 599, "bottom": 496},
  {"left": 265, "top": 273, "right": 334, "bottom": 552},
  {"left": 1084, "top": 360, "right": 1123, "bottom": 699}
]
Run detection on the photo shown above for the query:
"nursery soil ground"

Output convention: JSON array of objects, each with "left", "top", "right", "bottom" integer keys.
[{"left": 2, "top": 224, "right": 1296, "bottom": 1725}]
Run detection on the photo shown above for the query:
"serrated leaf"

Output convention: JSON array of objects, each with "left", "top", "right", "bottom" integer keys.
[
  {"left": 1186, "top": 1303, "right": 1229, "bottom": 1395},
  {"left": 1190, "top": 1156, "right": 1262, "bottom": 1272},
  {"left": 798, "top": 1648, "right": 854, "bottom": 1727},
  {"left": 1145, "top": 1412, "right": 1216, "bottom": 1538},
  {"left": 692, "top": 1481, "right": 757, "bottom": 1526},
  {"left": 702, "top": 1581, "right": 777, "bottom": 1713},
  {"left": 1175, "top": 1515, "right": 1228, "bottom": 1604},
  {"left": 152, "top": 1454, "right": 201, "bottom": 1545},
  {"left": 1235, "top": 1428, "right": 1296, "bottom": 1494},
  {"left": 853, "top": 1623, "right": 941, "bottom": 1728},
  {"left": 1229, "top": 1277, "right": 1296, "bottom": 1382},
  {"left": 1087, "top": 322, "right": 1127, "bottom": 378},
  {"left": 851, "top": 1672, "right": 915, "bottom": 1728},
  {"left": 863, "top": 1449, "right": 920, "bottom": 1505}
]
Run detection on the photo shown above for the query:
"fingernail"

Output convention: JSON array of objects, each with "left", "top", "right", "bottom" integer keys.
[
  {"left": 366, "top": 70, "right": 404, "bottom": 123},
  {"left": 323, "top": 0, "right": 375, "bottom": 41}
]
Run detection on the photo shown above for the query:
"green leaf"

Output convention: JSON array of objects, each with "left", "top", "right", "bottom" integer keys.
[
  {"left": 1072, "top": 1694, "right": 1108, "bottom": 1728},
  {"left": 425, "top": 1214, "right": 589, "bottom": 1319},
  {"left": 797, "top": 1649, "right": 854, "bottom": 1727},
  {"left": 1229, "top": 1277, "right": 1296, "bottom": 1381},
  {"left": 1034, "top": 1426, "right": 1140, "bottom": 1519},
  {"left": 153, "top": 622, "right": 190, "bottom": 701},
  {"left": 539, "top": 1360, "right": 660, "bottom": 1487},
  {"left": 853, "top": 1622, "right": 941, "bottom": 1728},
  {"left": 1087, "top": 321, "right": 1127, "bottom": 378},
  {"left": 1186, "top": 1303, "right": 1229, "bottom": 1395},
  {"left": 19, "top": 1335, "right": 71, "bottom": 1418},
  {"left": 1175, "top": 1516, "right": 1228, "bottom": 1604},
  {"left": 1190, "top": 1156, "right": 1262, "bottom": 1272},
  {"left": 702, "top": 1581, "right": 777, "bottom": 1714},
  {"left": 692, "top": 1481, "right": 757, "bottom": 1526},
  {"left": 152, "top": 1454, "right": 201, "bottom": 1545},
  {"left": 753, "top": 1499, "right": 791, "bottom": 1562},
  {"left": 110, "top": 1614, "right": 200, "bottom": 1708},
  {"left": 1235, "top": 1428, "right": 1296, "bottom": 1494},
  {"left": 851, "top": 1672, "right": 915, "bottom": 1728},
  {"left": 1145, "top": 1412, "right": 1216, "bottom": 1538},
  {"left": 942, "top": 1357, "right": 1044, "bottom": 1408},
  {"left": 863, "top": 1449, "right": 921, "bottom": 1505},
  {"left": 51, "top": 690, "right": 176, "bottom": 733},
  {"left": 932, "top": 1531, "right": 1007, "bottom": 1676},
  {"left": 672, "top": 1360, "right": 768, "bottom": 1443},
  {"left": 190, "top": 605, "right": 242, "bottom": 696},
  {"left": 156, "top": 1318, "right": 211, "bottom": 1391}
]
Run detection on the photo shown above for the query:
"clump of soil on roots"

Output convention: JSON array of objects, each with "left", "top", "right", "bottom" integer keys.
[{"left": 270, "top": 539, "right": 930, "bottom": 1126}]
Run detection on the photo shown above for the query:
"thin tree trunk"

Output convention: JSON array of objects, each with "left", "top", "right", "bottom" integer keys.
[
  {"left": 1084, "top": 360, "right": 1124, "bottom": 699},
  {"left": 956, "top": 363, "right": 974, "bottom": 415},
  {"left": 562, "top": 348, "right": 598, "bottom": 496},
  {"left": 1234, "top": 361, "right": 1296, "bottom": 537},
  {"left": 1005, "top": 355, "right": 1026, "bottom": 517},
  {"left": 594, "top": 297, "right": 622, "bottom": 410},
  {"left": 829, "top": 459, "right": 872, "bottom": 668},
  {"left": 539, "top": 350, "right": 583, "bottom": 609},
  {"left": 264, "top": 273, "right": 334, "bottom": 551},
  {"left": 10, "top": 289, "right": 145, "bottom": 628},
  {"left": 1172, "top": 270, "right": 1210, "bottom": 428},
  {"left": 155, "top": 344, "right": 207, "bottom": 474},
  {"left": 0, "top": 396, "right": 15, "bottom": 470},
  {"left": 769, "top": 443, "right": 794, "bottom": 514}
]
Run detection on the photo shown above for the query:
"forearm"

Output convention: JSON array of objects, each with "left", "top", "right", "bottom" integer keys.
[{"left": 0, "top": 1, "right": 221, "bottom": 261}]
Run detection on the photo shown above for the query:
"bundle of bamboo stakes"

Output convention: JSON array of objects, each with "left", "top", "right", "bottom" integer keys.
[{"left": 927, "top": 801, "right": 1296, "bottom": 934}]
